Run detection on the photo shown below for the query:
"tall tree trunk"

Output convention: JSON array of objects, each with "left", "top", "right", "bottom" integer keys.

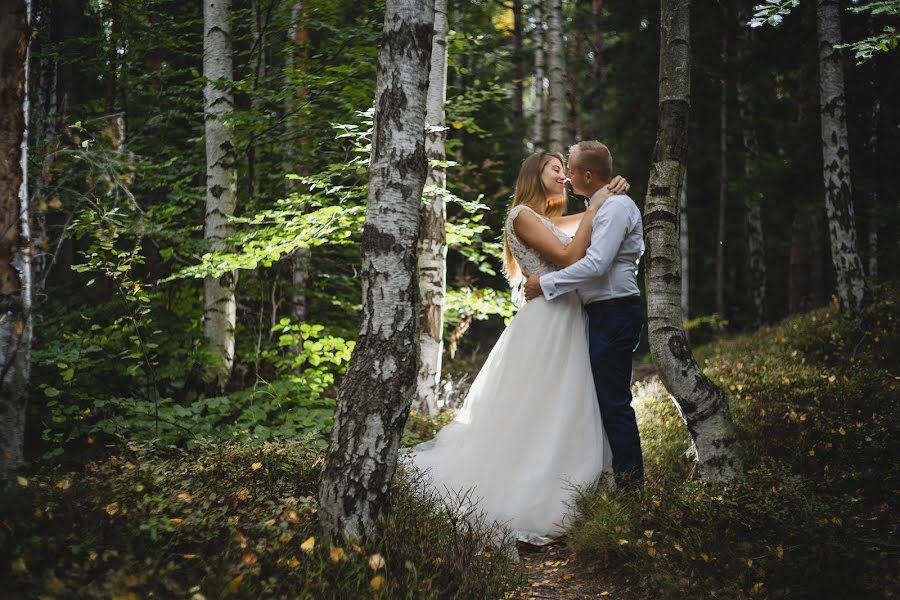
[
  {"left": 815, "top": 0, "right": 869, "bottom": 313},
  {"left": 414, "top": 0, "right": 448, "bottom": 417},
  {"left": 715, "top": 27, "right": 727, "bottom": 318},
  {"left": 287, "top": 1, "right": 311, "bottom": 328},
  {"left": 590, "top": 0, "right": 603, "bottom": 138},
  {"left": 511, "top": 0, "right": 524, "bottom": 127},
  {"left": 679, "top": 169, "right": 688, "bottom": 321},
  {"left": 247, "top": 0, "right": 267, "bottom": 201},
  {"left": 545, "top": 0, "right": 565, "bottom": 152},
  {"left": 644, "top": 0, "right": 741, "bottom": 483},
  {"left": 0, "top": 0, "right": 33, "bottom": 494},
  {"left": 737, "top": 5, "right": 766, "bottom": 327},
  {"left": 318, "top": 0, "right": 435, "bottom": 542},
  {"left": 202, "top": 0, "right": 238, "bottom": 392},
  {"left": 532, "top": 0, "right": 545, "bottom": 148},
  {"left": 807, "top": 210, "right": 826, "bottom": 306},
  {"left": 866, "top": 99, "right": 879, "bottom": 281}
]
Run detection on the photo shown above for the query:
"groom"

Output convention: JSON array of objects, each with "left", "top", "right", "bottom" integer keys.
[{"left": 523, "top": 140, "right": 645, "bottom": 490}]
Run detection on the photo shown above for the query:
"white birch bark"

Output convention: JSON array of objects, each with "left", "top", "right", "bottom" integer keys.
[
  {"left": 202, "top": 0, "right": 238, "bottom": 391},
  {"left": 414, "top": 0, "right": 448, "bottom": 417},
  {"left": 545, "top": 0, "right": 565, "bottom": 152},
  {"left": 815, "top": 0, "right": 869, "bottom": 313},
  {"left": 644, "top": 0, "right": 742, "bottom": 483},
  {"left": 0, "top": 0, "right": 33, "bottom": 494},
  {"left": 318, "top": 0, "right": 435, "bottom": 541},
  {"left": 532, "top": 0, "right": 545, "bottom": 147}
]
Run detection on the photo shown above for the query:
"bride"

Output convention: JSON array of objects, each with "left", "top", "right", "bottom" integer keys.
[{"left": 408, "top": 150, "right": 629, "bottom": 545}]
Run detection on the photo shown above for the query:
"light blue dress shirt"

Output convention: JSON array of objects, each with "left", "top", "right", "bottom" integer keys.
[{"left": 540, "top": 190, "right": 645, "bottom": 305}]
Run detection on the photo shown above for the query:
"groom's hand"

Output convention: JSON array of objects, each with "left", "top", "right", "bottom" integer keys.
[{"left": 523, "top": 272, "right": 543, "bottom": 301}]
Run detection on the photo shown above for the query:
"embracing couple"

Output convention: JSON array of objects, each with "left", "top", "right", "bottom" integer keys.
[{"left": 409, "top": 140, "right": 645, "bottom": 547}]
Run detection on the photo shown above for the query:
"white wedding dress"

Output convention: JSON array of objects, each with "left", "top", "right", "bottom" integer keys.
[{"left": 408, "top": 205, "right": 612, "bottom": 545}]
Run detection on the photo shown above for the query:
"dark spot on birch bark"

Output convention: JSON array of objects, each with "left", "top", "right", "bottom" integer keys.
[
  {"left": 210, "top": 184, "right": 225, "bottom": 199},
  {"left": 361, "top": 223, "right": 398, "bottom": 253}
]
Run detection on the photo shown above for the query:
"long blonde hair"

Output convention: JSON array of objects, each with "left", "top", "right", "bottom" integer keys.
[{"left": 502, "top": 150, "right": 566, "bottom": 285}]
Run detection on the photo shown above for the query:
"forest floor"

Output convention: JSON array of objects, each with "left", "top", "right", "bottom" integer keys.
[{"left": 3, "top": 291, "right": 898, "bottom": 598}]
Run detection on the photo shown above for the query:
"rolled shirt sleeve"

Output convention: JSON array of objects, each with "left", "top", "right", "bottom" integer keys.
[{"left": 540, "top": 197, "right": 633, "bottom": 301}]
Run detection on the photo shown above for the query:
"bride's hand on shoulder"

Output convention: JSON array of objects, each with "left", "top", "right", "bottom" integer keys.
[{"left": 589, "top": 175, "right": 630, "bottom": 208}]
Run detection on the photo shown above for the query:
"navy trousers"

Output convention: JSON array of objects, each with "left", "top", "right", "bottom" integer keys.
[{"left": 585, "top": 299, "right": 644, "bottom": 489}]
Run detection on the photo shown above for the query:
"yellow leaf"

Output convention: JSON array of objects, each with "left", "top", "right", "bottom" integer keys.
[
  {"left": 650, "top": 499, "right": 661, "bottom": 509},
  {"left": 105, "top": 502, "right": 120, "bottom": 516},
  {"left": 300, "top": 536, "right": 315, "bottom": 554},
  {"left": 170, "top": 518, "right": 183, "bottom": 527},
  {"left": 370, "top": 575, "right": 385, "bottom": 591},
  {"left": 647, "top": 546, "right": 657, "bottom": 557},
  {"left": 182, "top": 554, "right": 199, "bottom": 560},
  {"left": 329, "top": 546, "right": 346, "bottom": 562},
  {"left": 177, "top": 491, "right": 193, "bottom": 503},
  {"left": 700, "top": 552, "right": 710, "bottom": 562},
  {"left": 16, "top": 476, "right": 28, "bottom": 487},
  {"left": 229, "top": 574, "right": 244, "bottom": 593},
  {"left": 562, "top": 573, "right": 574, "bottom": 580},
  {"left": 831, "top": 516, "right": 843, "bottom": 526},
  {"left": 56, "top": 479, "right": 71, "bottom": 491},
  {"left": 287, "top": 555, "right": 301, "bottom": 568},
  {"left": 369, "top": 553, "right": 386, "bottom": 570},
  {"left": 751, "top": 581, "right": 765, "bottom": 594},
  {"left": 838, "top": 427, "right": 846, "bottom": 436},
  {"left": 643, "top": 530, "right": 654, "bottom": 538},
  {"left": 251, "top": 462, "right": 262, "bottom": 471},
  {"left": 134, "top": 483, "right": 144, "bottom": 492},
  {"left": 279, "top": 532, "right": 295, "bottom": 544},
  {"left": 451, "top": 120, "right": 464, "bottom": 130},
  {"left": 127, "top": 443, "right": 141, "bottom": 452},
  {"left": 776, "top": 544, "right": 784, "bottom": 559},
  {"left": 617, "top": 539, "right": 629, "bottom": 545},
  {"left": 673, "top": 542, "right": 683, "bottom": 552},
  {"left": 11, "top": 557, "right": 27, "bottom": 574},
  {"left": 241, "top": 551, "right": 258, "bottom": 566}
]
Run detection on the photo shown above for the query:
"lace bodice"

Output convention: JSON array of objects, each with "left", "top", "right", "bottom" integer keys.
[{"left": 506, "top": 205, "right": 571, "bottom": 277}]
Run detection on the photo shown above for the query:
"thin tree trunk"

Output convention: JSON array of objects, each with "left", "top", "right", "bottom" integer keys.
[
  {"left": 248, "top": 0, "right": 267, "bottom": 202},
  {"left": 815, "top": 0, "right": 869, "bottom": 313},
  {"left": 202, "top": 0, "right": 238, "bottom": 392},
  {"left": 788, "top": 208, "right": 807, "bottom": 314},
  {"left": 286, "top": 1, "right": 311, "bottom": 327},
  {"left": 644, "top": 0, "right": 741, "bottom": 483},
  {"left": 546, "top": 0, "right": 566, "bottom": 152},
  {"left": 737, "top": 6, "right": 766, "bottom": 327},
  {"left": 679, "top": 169, "right": 688, "bottom": 321},
  {"left": 807, "top": 210, "right": 826, "bottom": 305},
  {"left": 512, "top": 0, "right": 524, "bottom": 126},
  {"left": 866, "top": 99, "right": 879, "bottom": 281},
  {"left": 0, "top": 0, "right": 33, "bottom": 494},
  {"left": 590, "top": 0, "right": 603, "bottom": 138},
  {"left": 318, "top": 0, "right": 435, "bottom": 542},
  {"left": 716, "top": 27, "right": 727, "bottom": 318},
  {"left": 414, "top": 0, "right": 448, "bottom": 417},
  {"left": 532, "top": 0, "right": 545, "bottom": 147}
]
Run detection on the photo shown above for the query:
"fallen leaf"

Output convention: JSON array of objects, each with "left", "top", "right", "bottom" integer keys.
[
  {"left": 329, "top": 546, "right": 346, "bottom": 562},
  {"left": 16, "top": 476, "right": 28, "bottom": 487},
  {"left": 229, "top": 574, "right": 244, "bottom": 593},
  {"left": 251, "top": 462, "right": 262, "bottom": 471},
  {"left": 176, "top": 491, "right": 193, "bottom": 503},
  {"left": 369, "top": 553, "right": 386, "bottom": 570},
  {"left": 56, "top": 479, "right": 71, "bottom": 491},
  {"left": 105, "top": 502, "right": 120, "bottom": 516},
  {"left": 287, "top": 555, "right": 301, "bottom": 568},
  {"left": 370, "top": 575, "right": 385, "bottom": 590},
  {"left": 241, "top": 552, "right": 258, "bottom": 566},
  {"left": 647, "top": 546, "right": 657, "bottom": 557},
  {"left": 300, "top": 536, "right": 315, "bottom": 554}
]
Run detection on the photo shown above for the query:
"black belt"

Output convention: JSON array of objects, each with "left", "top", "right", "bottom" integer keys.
[{"left": 585, "top": 295, "right": 642, "bottom": 310}]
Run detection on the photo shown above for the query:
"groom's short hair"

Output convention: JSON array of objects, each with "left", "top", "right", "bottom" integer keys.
[{"left": 571, "top": 141, "right": 613, "bottom": 182}]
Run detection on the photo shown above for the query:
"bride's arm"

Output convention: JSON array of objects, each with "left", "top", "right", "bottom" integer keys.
[
  {"left": 550, "top": 175, "right": 631, "bottom": 236},
  {"left": 513, "top": 188, "right": 617, "bottom": 268}
]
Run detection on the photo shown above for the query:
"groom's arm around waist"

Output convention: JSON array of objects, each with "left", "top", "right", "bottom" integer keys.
[{"left": 540, "top": 196, "right": 634, "bottom": 301}]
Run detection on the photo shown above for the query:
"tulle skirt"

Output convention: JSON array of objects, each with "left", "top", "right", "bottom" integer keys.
[{"left": 408, "top": 293, "right": 612, "bottom": 544}]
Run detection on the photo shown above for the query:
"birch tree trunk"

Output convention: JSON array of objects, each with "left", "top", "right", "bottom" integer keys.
[
  {"left": 644, "top": 0, "right": 742, "bottom": 483},
  {"left": 737, "top": 7, "right": 766, "bottom": 327},
  {"left": 0, "top": 0, "right": 33, "bottom": 494},
  {"left": 202, "top": 0, "right": 238, "bottom": 392},
  {"left": 545, "top": 0, "right": 566, "bottom": 152},
  {"left": 318, "top": 0, "right": 435, "bottom": 542},
  {"left": 512, "top": 0, "right": 524, "bottom": 127},
  {"left": 815, "top": 0, "right": 869, "bottom": 314},
  {"left": 532, "top": 0, "right": 545, "bottom": 148},
  {"left": 590, "top": 0, "right": 604, "bottom": 138},
  {"left": 413, "top": 0, "right": 448, "bottom": 417}
]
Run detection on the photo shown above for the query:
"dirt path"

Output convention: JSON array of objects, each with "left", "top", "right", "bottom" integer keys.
[{"left": 517, "top": 543, "right": 633, "bottom": 599}]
